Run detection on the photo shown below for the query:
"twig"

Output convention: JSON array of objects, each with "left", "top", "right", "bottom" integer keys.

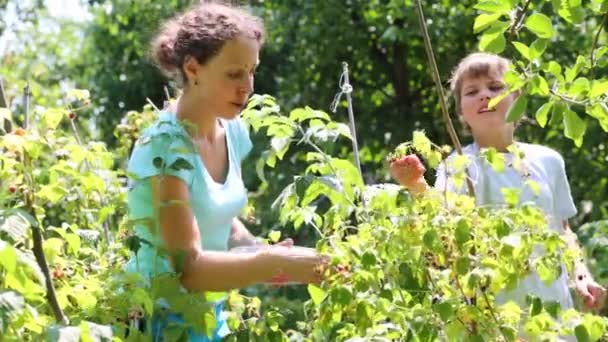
[
  {"left": 146, "top": 98, "right": 161, "bottom": 113},
  {"left": 413, "top": 0, "right": 475, "bottom": 198},
  {"left": 22, "top": 82, "right": 31, "bottom": 129},
  {"left": 590, "top": 12, "right": 608, "bottom": 78},
  {"left": 509, "top": 0, "right": 532, "bottom": 40},
  {"left": 164, "top": 86, "right": 171, "bottom": 103},
  {"left": 21, "top": 86, "right": 67, "bottom": 324},
  {"left": 481, "top": 291, "right": 508, "bottom": 341}
]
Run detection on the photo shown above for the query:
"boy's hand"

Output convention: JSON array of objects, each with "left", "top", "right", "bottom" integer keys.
[
  {"left": 576, "top": 272, "right": 607, "bottom": 312},
  {"left": 389, "top": 154, "right": 427, "bottom": 192}
]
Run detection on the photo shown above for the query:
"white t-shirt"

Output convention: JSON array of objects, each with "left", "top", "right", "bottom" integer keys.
[{"left": 435, "top": 142, "right": 577, "bottom": 309}]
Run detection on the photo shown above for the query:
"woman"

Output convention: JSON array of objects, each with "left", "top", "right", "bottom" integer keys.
[
  {"left": 391, "top": 52, "right": 605, "bottom": 313},
  {"left": 125, "top": 2, "right": 325, "bottom": 340}
]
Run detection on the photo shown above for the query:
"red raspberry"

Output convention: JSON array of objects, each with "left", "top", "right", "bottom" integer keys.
[
  {"left": 68, "top": 112, "right": 76, "bottom": 120},
  {"left": 9, "top": 185, "right": 17, "bottom": 193}
]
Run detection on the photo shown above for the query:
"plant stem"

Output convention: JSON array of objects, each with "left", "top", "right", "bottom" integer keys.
[
  {"left": 21, "top": 86, "right": 67, "bottom": 325},
  {"left": 24, "top": 156, "right": 68, "bottom": 325},
  {"left": 590, "top": 12, "right": 608, "bottom": 78},
  {"left": 509, "top": 0, "right": 532, "bottom": 40},
  {"left": 481, "top": 291, "right": 508, "bottom": 341},
  {"left": 413, "top": 0, "right": 475, "bottom": 198}
]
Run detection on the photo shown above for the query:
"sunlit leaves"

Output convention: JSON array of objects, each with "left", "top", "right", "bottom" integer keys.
[
  {"left": 525, "top": 13, "right": 556, "bottom": 39},
  {"left": 506, "top": 94, "right": 528, "bottom": 123},
  {"left": 563, "top": 108, "right": 587, "bottom": 146}
]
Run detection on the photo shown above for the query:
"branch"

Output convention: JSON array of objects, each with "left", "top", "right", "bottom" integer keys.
[
  {"left": 413, "top": 0, "right": 475, "bottom": 198},
  {"left": 25, "top": 161, "right": 68, "bottom": 325},
  {"left": 21, "top": 86, "right": 67, "bottom": 325},
  {"left": 590, "top": 12, "right": 608, "bottom": 78},
  {"left": 481, "top": 290, "right": 508, "bottom": 342},
  {"left": 509, "top": 0, "right": 532, "bottom": 40}
]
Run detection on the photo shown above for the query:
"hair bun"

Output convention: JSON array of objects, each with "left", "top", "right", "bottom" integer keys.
[{"left": 151, "top": 20, "right": 180, "bottom": 76}]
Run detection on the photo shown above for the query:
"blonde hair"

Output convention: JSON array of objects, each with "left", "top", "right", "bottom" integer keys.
[{"left": 449, "top": 52, "right": 511, "bottom": 116}]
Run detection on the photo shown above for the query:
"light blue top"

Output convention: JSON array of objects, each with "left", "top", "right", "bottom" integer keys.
[{"left": 125, "top": 111, "right": 252, "bottom": 278}]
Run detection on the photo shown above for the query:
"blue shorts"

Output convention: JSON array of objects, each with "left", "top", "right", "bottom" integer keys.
[{"left": 150, "top": 301, "right": 230, "bottom": 341}]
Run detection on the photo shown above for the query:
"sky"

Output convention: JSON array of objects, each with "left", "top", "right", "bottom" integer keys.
[{"left": 0, "top": 0, "right": 90, "bottom": 55}]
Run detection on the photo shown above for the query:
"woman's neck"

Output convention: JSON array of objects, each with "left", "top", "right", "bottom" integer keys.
[{"left": 175, "top": 93, "right": 217, "bottom": 142}]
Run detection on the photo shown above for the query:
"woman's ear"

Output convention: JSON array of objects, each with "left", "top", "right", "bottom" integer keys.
[{"left": 182, "top": 56, "right": 200, "bottom": 85}]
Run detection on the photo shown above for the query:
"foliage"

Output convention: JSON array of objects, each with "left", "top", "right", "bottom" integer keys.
[{"left": 0, "top": 0, "right": 607, "bottom": 341}]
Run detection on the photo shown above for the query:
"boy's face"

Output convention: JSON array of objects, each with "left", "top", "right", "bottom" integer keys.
[{"left": 459, "top": 73, "right": 518, "bottom": 134}]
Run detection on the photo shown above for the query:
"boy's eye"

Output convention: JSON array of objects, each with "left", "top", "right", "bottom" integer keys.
[
  {"left": 465, "top": 89, "right": 477, "bottom": 96},
  {"left": 490, "top": 85, "right": 505, "bottom": 91},
  {"left": 227, "top": 71, "right": 243, "bottom": 79}
]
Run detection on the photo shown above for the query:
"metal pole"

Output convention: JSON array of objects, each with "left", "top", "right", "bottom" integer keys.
[{"left": 337, "top": 62, "right": 362, "bottom": 178}]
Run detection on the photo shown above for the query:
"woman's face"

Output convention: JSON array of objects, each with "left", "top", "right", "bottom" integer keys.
[
  {"left": 459, "top": 73, "right": 518, "bottom": 135},
  {"left": 187, "top": 36, "right": 260, "bottom": 120}
]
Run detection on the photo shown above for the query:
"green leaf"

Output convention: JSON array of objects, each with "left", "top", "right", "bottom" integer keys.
[
  {"left": 66, "top": 89, "right": 91, "bottom": 102},
  {"left": 550, "top": 101, "right": 567, "bottom": 125},
  {"left": 455, "top": 219, "right": 471, "bottom": 247},
  {"left": 37, "top": 184, "right": 67, "bottom": 204},
  {"left": 590, "top": 80, "right": 608, "bottom": 98},
  {"left": 0, "top": 244, "right": 18, "bottom": 274},
  {"left": 482, "top": 148, "right": 506, "bottom": 172},
  {"left": 512, "top": 42, "right": 530, "bottom": 61},
  {"left": 586, "top": 103, "right": 608, "bottom": 132},
  {"left": 563, "top": 109, "right": 587, "bottom": 147},
  {"left": 501, "top": 188, "right": 521, "bottom": 207},
  {"left": 361, "top": 251, "right": 377, "bottom": 268},
  {"left": 488, "top": 91, "right": 509, "bottom": 110},
  {"left": 506, "top": 95, "right": 528, "bottom": 122},
  {"left": 169, "top": 157, "right": 194, "bottom": 171},
  {"left": 530, "top": 75, "right": 550, "bottom": 96},
  {"left": 308, "top": 284, "right": 327, "bottom": 306},
  {"left": 479, "top": 26, "right": 507, "bottom": 53},
  {"left": 535, "top": 102, "right": 553, "bottom": 128},
  {"left": 433, "top": 302, "right": 454, "bottom": 321},
  {"left": 42, "top": 108, "right": 67, "bottom": 129},
  {"left": 0, "top": 108, "right": 12, "bottom": 123},
  {"left": 455, "top": 257, "right": 470, "bottom": 275},
  {"left": 474, "top": 0, "right": 512, "bottom": 14},
  {"left": 526, "top": 180, "right": 541, "bottom": 196},
  {"left": 544, "top": 61, "right": 562, "bottom": 78},
  {"left": 524, "top": 13, "right": 555, "bottom": 39},
  {"left": 558, "top": 0, "right": 584, "bottom": 24},
  {"left": 412, "top": 130, "right": 432, "bottom": 155},
  {"left": 569, "top": 77, "right": 590, "bottom": 98},
  {"left": 529, "top": 295, "right": 543, "bottom": 316},
  {"left": 575, "top": 325, "right": 591, "bottom": 342},
  {"left": 529, "top": 39, "right": 548, "bottom": 60},
  {"left": 152, "top": 156, "right": 165, "bottom": 169},
  {"left": 268, "top": 230, "right": 281, "bottom": 243},
  {"left": 474, "top": 13, "right": 503, "bottom": 32}
]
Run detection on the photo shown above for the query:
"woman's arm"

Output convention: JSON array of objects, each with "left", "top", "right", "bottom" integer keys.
[
  {"left": 152, "top": 175, "right": 322, "bottom": 292},
  {"left": 563, "top": 220, "right": 606, "bottom": 311},
  {"left": 228, "top": 218, "right": 262, "bottom": 249}
]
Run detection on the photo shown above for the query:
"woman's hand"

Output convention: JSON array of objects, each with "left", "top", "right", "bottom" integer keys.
[
  {"left": 258, "top": 245, "right": 328, "bottom": 285},
  {"left": 389, "top": 154, "right": 428, "bottom": 193}
]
